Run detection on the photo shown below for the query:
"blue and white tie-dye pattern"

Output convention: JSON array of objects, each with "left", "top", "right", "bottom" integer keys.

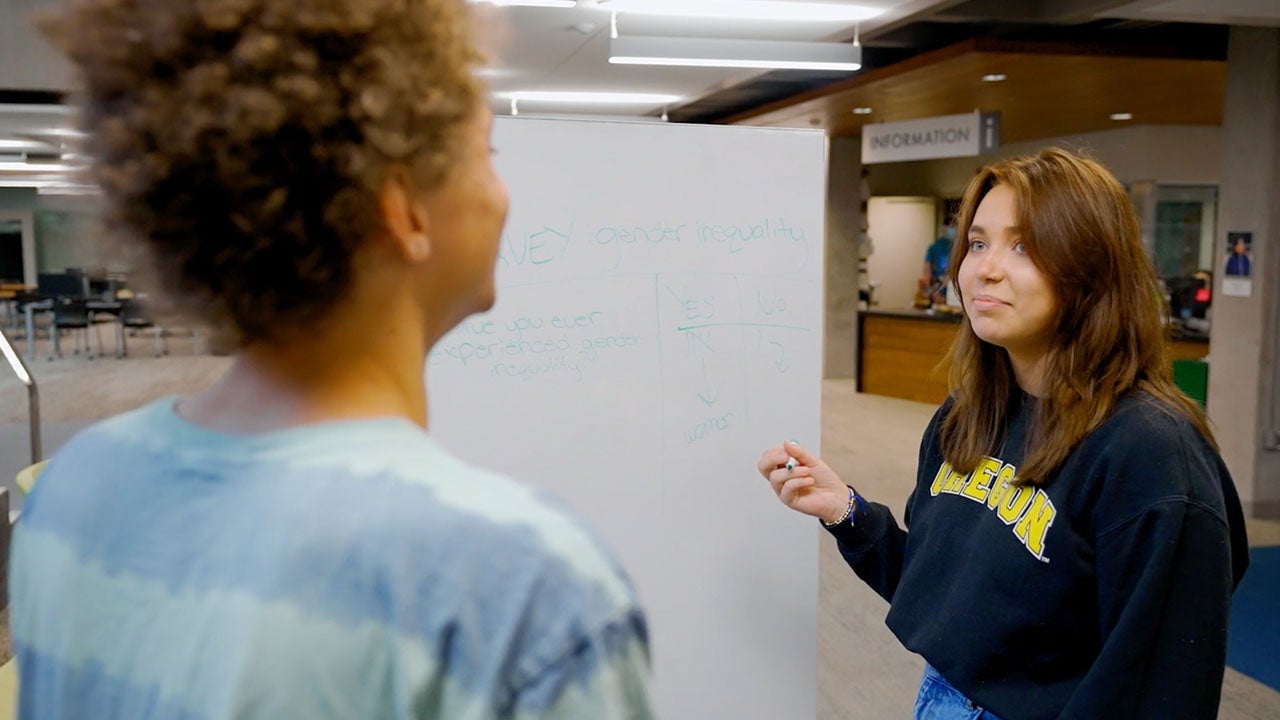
[{"left": 10, "top": 398, "right": 654, "bottom": 720}]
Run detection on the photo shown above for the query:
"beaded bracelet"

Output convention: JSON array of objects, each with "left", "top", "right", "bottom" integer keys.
[{"left": 822, "top": 485, "right": 858, "bottom": 528}]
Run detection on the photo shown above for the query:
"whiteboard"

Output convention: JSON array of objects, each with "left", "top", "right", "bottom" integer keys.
[{"left": 429, "top": 116, "right": 825, "bottom": 719}]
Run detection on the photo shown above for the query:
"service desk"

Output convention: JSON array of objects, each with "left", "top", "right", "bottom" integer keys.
[{"left": 857, "top": 309, "right": 1210, "bottom": 405}]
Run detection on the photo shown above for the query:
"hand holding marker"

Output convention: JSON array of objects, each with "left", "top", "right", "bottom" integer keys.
[{"left": 759, "top": 440, "right": 856, "bottom": 525}]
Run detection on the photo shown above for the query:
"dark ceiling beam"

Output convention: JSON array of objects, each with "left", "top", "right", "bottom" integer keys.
[
  {"left": 852, "top": 0, "right": 974, "bottom": 42},
  {"left": 863, "top": 22, "right": 982, "bottom": 49},
  {"left": 0, "top": 90, "right": 64, "bottom": 105},
  {"left": 932, "top": 0, "right": 1149, "bottom": 24}
]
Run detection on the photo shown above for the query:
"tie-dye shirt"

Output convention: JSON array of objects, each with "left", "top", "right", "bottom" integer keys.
[{"left": 10, "top": 397, "right": 654, "bottom": 720}]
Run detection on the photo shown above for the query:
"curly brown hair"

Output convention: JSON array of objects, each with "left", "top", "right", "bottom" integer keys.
[{"left": 40, "top": 0, "right": 483, "bottom": 344}]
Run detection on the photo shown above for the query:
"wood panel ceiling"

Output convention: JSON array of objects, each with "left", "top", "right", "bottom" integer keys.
[{"left": 724, "top": 39, "right": 1226, "bottom": 144}]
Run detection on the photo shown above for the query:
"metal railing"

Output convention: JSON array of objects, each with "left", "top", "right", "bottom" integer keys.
[{"left": 0, "top": 324, "right": 41, "bottom": 464}]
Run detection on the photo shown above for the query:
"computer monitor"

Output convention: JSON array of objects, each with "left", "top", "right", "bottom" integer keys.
[{"left": 37, "top": 272, "right": 86, "bottom": 298}]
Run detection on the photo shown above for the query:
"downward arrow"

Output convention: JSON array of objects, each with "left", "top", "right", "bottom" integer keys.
[{"left": 697, "top": 358, "right": 719, "bottom": 407}]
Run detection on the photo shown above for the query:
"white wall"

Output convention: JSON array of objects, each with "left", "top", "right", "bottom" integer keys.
[
  {"left": 866, "top": 196, "right": 938, "bottom": 311},
  {"left": 1208, "top": 27, "right": 1280, "bottom": 517},
  {"left": 0, "top": 0, "right": 71, "bottom": 90},
  {"left": 34, "top": 206, "right": 107, "bottom": 273},
  {"left": 0, "top": 188, "right": 112, "bottom": 274}
]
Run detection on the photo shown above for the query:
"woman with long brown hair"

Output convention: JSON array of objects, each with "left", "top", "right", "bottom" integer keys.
[{"left": 760, "top": 148, "right": 1248, "bottom": 720}]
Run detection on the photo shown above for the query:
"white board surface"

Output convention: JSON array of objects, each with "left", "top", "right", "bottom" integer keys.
[{"left": 429, "top": 116, "right": 825, "bottom": 719}]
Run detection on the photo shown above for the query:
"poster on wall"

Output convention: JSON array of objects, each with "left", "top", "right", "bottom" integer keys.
[{"left": 1222, "top": 231, "right": 1253, "bottom": 298}]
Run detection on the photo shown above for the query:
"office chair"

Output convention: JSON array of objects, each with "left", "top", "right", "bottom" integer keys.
[
  {"left": 49, "top": 299, "right": 96, "bottom": 359},
  {"left": 120, "top": 299, "right": 167, "bottom": 357}
]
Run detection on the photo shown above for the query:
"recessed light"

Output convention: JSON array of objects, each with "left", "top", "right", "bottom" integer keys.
[
  {"left": 981, "top": 73, "right": 1007, "bottom": 82},
  {"left": 1110, "top": 112, "right": 1133, "bottom": 121},
  {"left": 852, "top": 107, "right": 873, "bottom": 115}
]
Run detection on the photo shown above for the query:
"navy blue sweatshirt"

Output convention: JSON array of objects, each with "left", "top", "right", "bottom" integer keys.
[{"left": 826, "top": 392, "right": 1250, "bottom": 720}]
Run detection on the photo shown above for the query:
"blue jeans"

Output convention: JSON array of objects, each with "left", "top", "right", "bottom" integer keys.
[{"left": 913, "top": 663, "right": 1009, "bottom": 720}]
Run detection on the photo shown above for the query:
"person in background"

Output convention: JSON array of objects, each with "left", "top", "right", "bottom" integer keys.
[
  {"left": 1224, "top": 235, "right": 1252, "bottom": 276},
  {"left": 760, "top": 148, "right": 1248, "bottom": 720},
  {"left": 919, "top": 224, "right": 956, "bottom": 305},
  {"left": 10, "top": 1, "right": 654, "bottom": 719}
]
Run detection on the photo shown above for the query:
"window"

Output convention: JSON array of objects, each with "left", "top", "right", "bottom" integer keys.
[{"left": 1153, "top": 185, "right": 1217, "bottom": 280}]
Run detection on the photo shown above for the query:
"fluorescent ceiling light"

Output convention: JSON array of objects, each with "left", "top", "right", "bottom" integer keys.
[
  {"left": 982, "top": 73, "right": 1007, "bottom": 82},
  {"left": 469, "top": 0, "right": 577, "bottom": 7},
  {"left": 501, "top": 90, "right": 681, "bottom": 104},
  {"left": 1, "top": 104, "right": 73, "bottom": 115},
  {"left": 852, "top": 107, "right": 872, "bottom": 114},
  {"left": 0, "top": 177, "right": 97, "bottom": 194},
  {"left": 599, "top": 0, "right": 881, "bottom": 22},
  {"left": 0, "top": 139, "right": 49, "bottom": 151},
  {"left": 1110, "top": 112, "right": 1133, "bottom": 120},
  {"left": 0, "top": 161, "right": 71, "bottom": 172},
  {"left": 0, "top": 179, "right": 95, "bottom": 191},
  {"left": 468, "top": 0, "right": 575, "bottom": 7},
  {"left": 16, "top": 128, "right": 86, "bottom": 140},
  {"left": 611, "top": 36, "right": 861, "bottom": 71},
  {"left": 36, "top": 183, "right": 98, "bottom": 196}
]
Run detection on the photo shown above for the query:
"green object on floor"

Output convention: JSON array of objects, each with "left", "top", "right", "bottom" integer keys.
[{"left": 1172, "top": 358, "right": 1208, "bottom": 407}]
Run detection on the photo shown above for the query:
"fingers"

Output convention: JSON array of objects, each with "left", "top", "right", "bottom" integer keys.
[
  {"left": 767, "top": 465, "right": 811, "bottom": 493},
  {"left": 756, "top": 447, "right": 791, "bottom": 478},
  {"left": 760, "top": 441, "right": 850, "bottom": 520},
  {"left": 759, "top": 443, "right": 822, "bottom": 514},
  {"left": 782, "top": 440, "right": 821, "bottom": 467},
  {"left": 776, "top": 474, "right": 817, "bottom": 505},
  {"left": 759, "top": 442, "right": 812, "bottom": 472},
  {"left": 756, "top": 452, "right": 773, "bottom": 478}
]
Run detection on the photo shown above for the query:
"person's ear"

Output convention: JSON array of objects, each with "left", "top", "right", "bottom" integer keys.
[{"left": 378, "top": 165, "right": 432, "bottom": 263}]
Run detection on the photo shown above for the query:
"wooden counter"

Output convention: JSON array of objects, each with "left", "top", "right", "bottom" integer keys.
[{"left": 857, "top": 310, "right": 1210, "bottom": 405}]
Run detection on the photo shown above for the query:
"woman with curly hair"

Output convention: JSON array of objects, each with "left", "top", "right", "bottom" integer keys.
[
  {"left": 9, "top": 1, "right": 654, "bottom": 718},
  {"left": 759, "top": 149, "right": 1248, "bottom": 720}
]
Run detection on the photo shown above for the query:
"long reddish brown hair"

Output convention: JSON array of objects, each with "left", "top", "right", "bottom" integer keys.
[{"left": 941, "top": 148, "right": 1213, "bottom": 484}]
